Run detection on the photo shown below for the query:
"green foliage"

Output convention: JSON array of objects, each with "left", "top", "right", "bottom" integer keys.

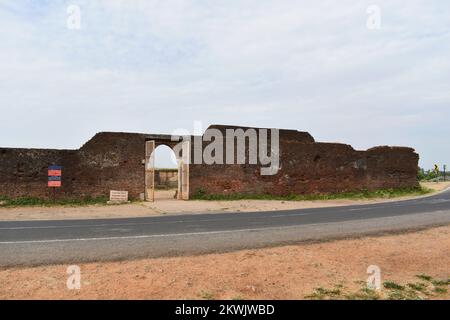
[
  {"left": 415, "top": 274, "right": 449, "bottom": 295},
  {"left": 383, "top": 281, "right": 405, "bottom": 290},
  {"left": 431, "top": 279, "right": 449, "bottom": 286},
  {"left": 198, "top": 291, "right": 215, "bottom": 300},
  {"left": 191, "top": 186, "right": 432, "bottom": 201},
  {"left": 344, "top": 287, "right": 381, "bottom": 300},
  {"left": 407, "top": 282, "right": 428, "bottom": 293},
  {"left": 433, "top": 287, "right": 447, "bottom": 294},
  {"left": 305, "top": 285, "right": 344, "bottom": 300},
  {"left": 416, "top": 274, "right": 433, "bottom": 282},
  {"left": 305, "top": 275, "right": 448, "bottom": 300},
  {"left": 0, "top": 196, "right": 109, "bottom": 208},
  {"left": 418, "top": 167, "right": 446, "bottom": 181}
]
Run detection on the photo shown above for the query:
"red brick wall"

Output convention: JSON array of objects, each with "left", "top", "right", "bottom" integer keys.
[
  {"left": 0, "top": 126, "right": 419, "bottom": 200},
  {"left": 0, "top": 132, "right": 150, "bottom": 200},
  {"left": 188, "top": 126, "right": 419, "bottom": 197}
]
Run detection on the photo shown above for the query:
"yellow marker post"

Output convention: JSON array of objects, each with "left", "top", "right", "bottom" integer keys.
[{"left": 434, "top": 164, "right": 440, "bottom": 183}]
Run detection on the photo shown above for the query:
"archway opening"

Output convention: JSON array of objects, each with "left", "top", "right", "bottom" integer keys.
[{"left": 152, "top": 145, "right": 178, "bottom": 200}]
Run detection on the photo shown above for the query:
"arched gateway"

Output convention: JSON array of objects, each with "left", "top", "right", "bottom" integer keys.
[{"left": 144, "top": 135, "right": 190, "bottom": 202}]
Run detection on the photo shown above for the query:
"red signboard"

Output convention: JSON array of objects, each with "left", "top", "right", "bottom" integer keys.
[
  {"left": 48, "top": 180, "right": 62, "bottom": 187},
  {"left": 48, "top": 170, "right": 62, "bottom": 176},
  {"left": 48, "top": 166, "right": 62, "bottom": 188}
]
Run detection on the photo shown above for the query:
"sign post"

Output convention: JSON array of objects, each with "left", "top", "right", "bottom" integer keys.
[
  {"left": 444, "top": 165, "right": 447, "bottom": 182},
  {"left": 434, "top": 164, "right": 440, "bottom": 182},
  {"left": 48, "top": 165, "right": 62, "bottom": 202}
]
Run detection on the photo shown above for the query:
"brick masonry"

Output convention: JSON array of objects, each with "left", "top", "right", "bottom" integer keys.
[
  {"left": 0, "top": 132, "right": 150, "bottom": 200},
  {"left": 0, "top": 125, "right": 419, "bottom": 200},
  {"left": 189, "top": 125, "right": 419, "bottom": 197}
]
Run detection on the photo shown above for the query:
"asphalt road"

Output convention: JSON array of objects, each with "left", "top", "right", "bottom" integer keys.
[{"left": 1, "top": 189, "right": 450, "bottom": 267}]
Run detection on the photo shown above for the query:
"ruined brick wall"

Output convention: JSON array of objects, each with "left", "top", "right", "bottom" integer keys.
[
  {"left": 0, "top": 148, "right": 75, "bottom": 199},
  {"left": 0, "top": 132, "right": 150, "bottom": 200},
  {"left": 188, "top": 125, "right": 419, "bottom": 197},
  {"left": 0, "top": 126, "right": 420, "bottom": 201}
]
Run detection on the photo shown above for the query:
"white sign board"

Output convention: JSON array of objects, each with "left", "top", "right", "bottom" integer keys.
[{"left": 109, "top": 190, "right": 129, "bottom": 202}]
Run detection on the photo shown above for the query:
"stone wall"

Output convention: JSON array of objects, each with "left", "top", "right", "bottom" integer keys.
[{"left": 0, "top": 125, "right": 420, "bottom": 200}]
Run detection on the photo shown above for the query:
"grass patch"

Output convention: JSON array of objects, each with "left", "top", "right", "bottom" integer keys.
[
  {"left": 416, "top": 274, "right": 433, "bottom": 282},
  {"left": 198, "top": 291, "right": 215, "bottom": 300},
  {"left": 386, "top": 289, "right": 421, "bottom": 300},
  {"left": 416, "top": 274, "right": 449, "bottom": 286},
  {"left": 433, "top": 287, "right": 448, "bottom": 294},
  {"left": 431, "top": 279, "right": 449, "bottom": 287},
  {"left": 191, "top": 186, "right": 432, "bottom": 201},
  {"left": 305, "top": 276, "right": 449, "bottom": 300},
  {"left": 383, "top": 281, "right": 404, "bottom": 291},
  {"left": 407, "top": 282, "right": 428, "bottom": 293},
  {"left": 305, "top": 284, "right": 344, "bottom": 300},
  {"left": 0, "top": 196, "right": 109, "bottom": 208},
  {"left": 344, "top": 287, "right": 381, "bottom": 300}
]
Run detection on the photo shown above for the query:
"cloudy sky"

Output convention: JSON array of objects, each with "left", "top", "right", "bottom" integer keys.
[{"left": 0, "top": 0, "right": 449, "bottom": 169}]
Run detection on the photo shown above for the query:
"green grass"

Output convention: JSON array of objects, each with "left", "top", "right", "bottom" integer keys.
[
  {"left": 386, "top": 289, "right": 422, "bottom": 300},
  {"left": 344, "top": 287, "right": 381, "bottom": 300},
  {"left": 305, "top": 285, "right": 344, "bottom": 300},
  {"left": 416, "top": 274, "right": 449, "bottom": 286},
  {"left": 191, "top": 186, "right": 432, "bottom": 201},
  {"left": 198, "top": 291, "right": 215, "bottom": 300},
  {"left": 431, "top": 279, "right": 449, "bottom": 287},
  {"left": 407, "top": 282, "right": 428, "bottom": 293},
  {"left": 433, "top": 287, "right": 448, "bottom": 294},
  {"left": 0, "top": 196, "right": 109, "bottom": 208},
  {"left": 0, "top": 185, "right": 434, "bottom": 207},
  {"left": 416, "top": 274, "right": 433, "bottom": 282},
  {"left": 306, "top": 284, "right": 381, "bottom": 300},
  {"left": 305, "top": 275, "right": 449, "bottom": 300},
  {"left": 383, "top": 281, "right": 405, "bottom": 291}
]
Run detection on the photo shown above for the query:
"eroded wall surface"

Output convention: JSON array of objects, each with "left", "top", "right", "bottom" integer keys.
[
  {"left": 188, "top": 125, "right": 419, "bottom": 197},
  {"left": 0, "top": 132, "right": 149, "bottom": 200},
  {"left": 0, "top": 126, "right": 419, "bottom": 200}
]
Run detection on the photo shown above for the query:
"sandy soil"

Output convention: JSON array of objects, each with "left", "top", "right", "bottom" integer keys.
[
  {"left": 421, "top": 181, "right": 450, "bottom": 192},
  {"left": 1, "top": 182, "right": 449, "bottom": 221},
  {"left": 0, "top": 225, "right": 448, "bottom": 300}
]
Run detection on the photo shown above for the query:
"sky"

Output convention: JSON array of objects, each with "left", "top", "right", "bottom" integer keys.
[{"left": 0, "top": 0, "right": 449, "bottom": 169}]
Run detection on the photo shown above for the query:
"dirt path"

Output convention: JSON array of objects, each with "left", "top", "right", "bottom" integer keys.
[
  {"left": 0, "top": 224, "right": 448, "bottom": 300},
  {"left": 0, "top": 182, "right": 448, "bottom": 221}
]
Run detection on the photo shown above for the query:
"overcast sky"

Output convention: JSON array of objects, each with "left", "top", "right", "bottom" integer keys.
[{"left": 0, "top": 1, "right": 449, "bottom": 169}]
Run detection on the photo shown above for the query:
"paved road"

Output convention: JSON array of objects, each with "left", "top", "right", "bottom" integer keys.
[{"left": 1, "top": 189, "right": 450, "bottom": 267}]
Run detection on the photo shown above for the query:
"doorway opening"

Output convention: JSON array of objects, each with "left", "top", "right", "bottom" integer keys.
[
  {"left": 153, "top": 145, "right": 178, "bottom": 200},
  {"left": 145, "top": 140, "right": 190, "bottom": 201}
]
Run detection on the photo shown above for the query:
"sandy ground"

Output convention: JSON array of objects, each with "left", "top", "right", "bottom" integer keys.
[
  {"left": 0, "top": 225, "right": 448, "bottom": 300},
  {"left": 421, "top": 181, "right": 450, "bottom": 192},
  {"left": 0, "top": 182, "right": 449, "bottom": 221}
]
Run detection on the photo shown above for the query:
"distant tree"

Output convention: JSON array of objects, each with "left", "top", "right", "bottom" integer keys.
[{"left": 418, "top": 167, "right": 439, "bottom": 181}]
